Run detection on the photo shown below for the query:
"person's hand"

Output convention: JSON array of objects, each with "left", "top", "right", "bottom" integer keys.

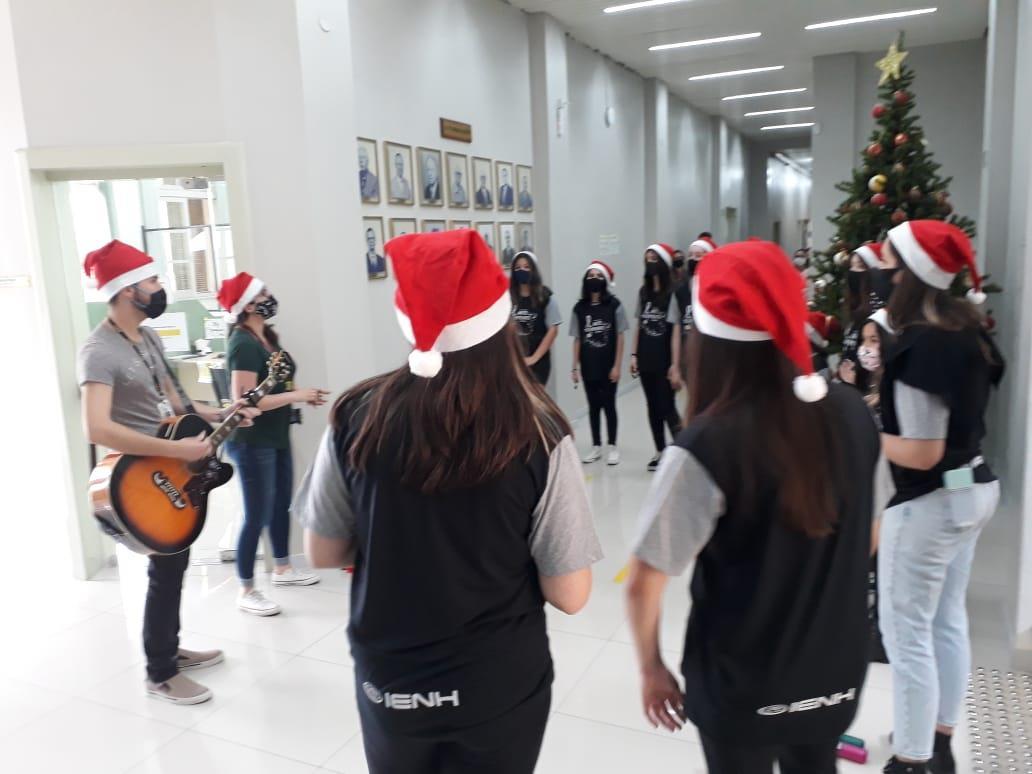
[
  {"left": 571, "top": 368, "right": 580, "bottom": 385},
  {"left": 524, "top": 355, "right": 538, "bottom": 368},
  {"left": 640, "top": 662, "right": 686, "bottom": 733},
  {"left": 839, "top": 359, "right": 857, "bottom": 385},
  {"left": 226, "top": 400, "right": 262, "bottom": 428},
  {"left": 864, "top": 392, "right": 880, "bottom": 409},
  {"left": 609, "top": 365, "right": 620, "bottom": 384},
  {"left": 172, "top": 433, "right": 213, "bottom": 462},
  {"left": 296, "top": 388, "right": 330, "bottom": 407},
  {"left": 630, "top": 356, "right": 639, "bottom": 378},
  {"left": 668, "top": 364, "right": 682, "bottom": 391}
]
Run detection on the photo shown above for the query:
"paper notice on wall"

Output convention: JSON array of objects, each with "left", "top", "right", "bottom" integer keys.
[
  {"left": 0, "top": 275, "right": 31, "bottom": 289},
  {"left": 143, "top": 312, "right": 190, "bottom": 352},
  {"left": 598, "top": 234, "right": 620, "bottom": 258},
  {"left": 204, "top": 317, "right": 228, "bottom": 340}
]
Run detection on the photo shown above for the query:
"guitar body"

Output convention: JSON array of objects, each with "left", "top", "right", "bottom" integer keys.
[{"left": 89, "top": 414, "right": 234, "bottom": 555}]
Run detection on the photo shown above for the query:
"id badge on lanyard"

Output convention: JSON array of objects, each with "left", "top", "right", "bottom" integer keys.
[{"left": 157, "top": 398, "right": 175, "bottom": 419}]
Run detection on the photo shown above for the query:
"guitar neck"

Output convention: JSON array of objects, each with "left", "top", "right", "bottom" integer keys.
[{"left": 207, "top": 375, "right": 279, "bottom": 451}]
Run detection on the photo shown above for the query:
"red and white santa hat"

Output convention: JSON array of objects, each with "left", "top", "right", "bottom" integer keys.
[
  {"left": 217, "top": 272, "right": 266, "bottom": 317},
  {"left": 853, "top": 241, "right": 884, "bottom": 269},
  {"left": 585, "top": 260, "right": 616, "bottom": 291},
  {"left": 513, "top": 250, "right": 538, "bottom": 269},
  {"left": 693, "top": 239, "right": 828, "bottom": 402},
  {"left": 689, "top": 236, "right": 718, "bottom": 254},
  {"left": 83, "top": 240, "right": 159, "bottom": 300},
  {"left": 388, "top": 229, "right": 511, "bottom": 378},
  {"left": 645, "top": 243, "right": 676, "bottom": 268},
  {"left": 806, "top": 311, "right": 830, "bottom": 349},
  {"left": 888, "top": 219, "right": 985, "bottom": 303},
  {"left": 868, "top": 308, "right": 895, "bottom": 335}
]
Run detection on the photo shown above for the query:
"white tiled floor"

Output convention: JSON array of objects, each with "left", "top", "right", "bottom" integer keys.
[{"left": 1, "top": 388, "right": 998, "bottom": 773}]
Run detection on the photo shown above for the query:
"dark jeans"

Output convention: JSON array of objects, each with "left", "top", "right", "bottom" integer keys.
[
  {"left": 225, "top": 441, "right": 294, "bottom": 583},
  {"left": 700, "top": 733, "right": 839, "bottom": 774},
  {"left": 359, "top": 684, "right": 551, "bottom": 774},
  {"left": 143, "top": 548, "right": 191, "bottom": 683},
  {"left": 583, "top": 378, "right": 618, "bottom": 447},
  {"left": 639, "top": 370, "right": 681, "bottom": 452}
]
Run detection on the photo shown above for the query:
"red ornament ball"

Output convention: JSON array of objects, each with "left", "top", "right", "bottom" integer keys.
[
  {"left": 872, "top": 104, "right": 888, "bottom": 119},
  {"left": 866, "top": 142, "right": 884, "bottom": 157},
  {"left": 871, "top": 192, "right": 889, "bottom": 207},
  {"left": 893, "top": 90, "right": 910, "bottom": 105},
  {"left": 985, "top": 314, "right": 997, "bottom": 332},
  {"left": 894, "top": 133, "right": 909, "bottom": 146},
  {"left": 891, "top": 208, "right": 907, "bottom": 225}
]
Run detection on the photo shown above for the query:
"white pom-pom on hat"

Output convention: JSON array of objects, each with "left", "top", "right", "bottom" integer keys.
[
  {"left": 793, "top": 373, "right": 829, "bottom": 403},
  {"left": 408, "top": 349, "right": 444, "bottom": 378},
  {"left": 966, "top": 288, "right": 987, "bottom": 305}
]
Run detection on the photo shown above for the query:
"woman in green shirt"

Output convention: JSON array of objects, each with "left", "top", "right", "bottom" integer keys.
[{"left": 218, "top": 272, "right": 329, "bottom": 616}]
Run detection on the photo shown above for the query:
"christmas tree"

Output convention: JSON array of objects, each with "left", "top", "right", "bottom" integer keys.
[{"left": 810, "top": 33, "right": 989, "bottom": 329}]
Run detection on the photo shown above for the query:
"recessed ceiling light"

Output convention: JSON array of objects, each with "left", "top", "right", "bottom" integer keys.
[
  {"left": 805, "top": 7, "right": 937, "bottom": 30},
  {"left": 650, "top": 32, "right": 761, "bottom": 52},
  {"left": 689, "top": 65, "right": 784, "bottom": 81},
  {"left": 604, "top": 0, "right": 690, "bottom": 13},
  {"left": 722, "top": 87, "right": 807, "bottom": 101},
  {"left": 760, "top": 122, "right": 815, "bottom": 131},
  {"left": 744, "top": 106, "right": 815, "bottom": 117}
]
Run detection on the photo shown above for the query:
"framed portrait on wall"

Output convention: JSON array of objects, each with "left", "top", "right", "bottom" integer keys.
[
  {"left": 362, "top": 217, "right": 387, "bottom": 280},
  {"left": 516, "top": 165, "right": 533, "bottom": 212},
  {"left": 389, "top": 217, "right": 417, "bottom": 239},
  {"left": 495, "top": 161, "right": 515, "bottom": 212},
  {"left": 421, "top": 219, "right": 446, "bottom": 233},
  {"left": 417, "top": 147, "right": 444, "bottom": 207},
  {"left": 384, "top": 141, "right": 415, "bottom": 205},
  {"left": 449, "top": 219, "right": 471, "bottom": 230},
  {"left": 472, "top": 157, "right": 494, "bottom": 210},
  {"left": 475, "top": 222, "right": 496, "bottom": 254},
  {"left": 357, "top": 138, "right": 380, "bottom": 204},
  {"left": 498, "top": 222, "right": 516, "bottom": 268},
  {"left": 517, "top": 223, "right": 535, "bottom": 252},
  {"left": 446, "top": 152, "right": 470, "bottom": 209}
]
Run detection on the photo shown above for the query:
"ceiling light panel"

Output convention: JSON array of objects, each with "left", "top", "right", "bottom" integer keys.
[
  {"left": 722, "top": 88, "right": 807, "bottom": 101},
  {"left": 689, "top": 65, "right": 784, "bottom": 81},
  {"left": 805, "top": 7, "right": 937, "bottom": 30},
  {"left": 760, "top": 122, "right": 815, "bottom": 131},
  {"left": 604, "top": 0, "right": 691, "bottom": 13},
  {"left": 744, "top": 106, "right": 815, "bottom": 117},
  {"left": 650, "top": 32, "right": 761, "bottom": 52}
]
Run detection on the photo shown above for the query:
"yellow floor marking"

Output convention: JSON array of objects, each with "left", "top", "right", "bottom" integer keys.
[{"left": 613, "top": 564, "right": 629, "bottom": 584}]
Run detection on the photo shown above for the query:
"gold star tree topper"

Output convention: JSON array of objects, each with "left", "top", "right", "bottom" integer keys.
[{"left": 875, "top": 38, "right": 909, "bottom": 85}]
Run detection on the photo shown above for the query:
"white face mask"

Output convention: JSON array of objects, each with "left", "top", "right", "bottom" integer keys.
[{"left": 857, "top": 346, "right": 881, "bottom": 372}]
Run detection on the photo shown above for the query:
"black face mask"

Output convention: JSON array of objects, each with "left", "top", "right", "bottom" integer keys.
[
  {"left": 847, "top": 272, "right": 864, "bottom": 296},
  {"left": 513, "top": 269, "right": 532, "bottom": 286},
  {"left": 869, "top": 269, "right": 898, "bottom": 304},
  {"left": 133, "top": 286, "right": 168, "bottom": 319},
  {"left": 644, "top": 262, "right": 662, "bottom": 278},
  {"left": 585, "top": 277, "right": 606, "bottom": 295},
  {"left": 672, "top": 259, "right": 685, "bottom": 271},
  {"left": 255, "top": 296, "right": 279, "bottom": 320}
]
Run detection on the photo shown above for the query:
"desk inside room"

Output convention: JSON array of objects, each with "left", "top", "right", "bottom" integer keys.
[{"left": 172, "top": 353, "right": 229, "bottom": 406}]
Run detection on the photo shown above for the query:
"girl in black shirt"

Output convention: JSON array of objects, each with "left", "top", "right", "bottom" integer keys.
[
  {"left": 509, "top": 251, "right": 562, "bottom": 385},
  {"left": 632, "top": 243, "right": 682, "bottom": 471}
]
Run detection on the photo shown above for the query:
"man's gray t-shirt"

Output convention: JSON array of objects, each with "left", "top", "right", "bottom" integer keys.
[{"left": 77, "top": 321, "right": 170, "bottom": 437}]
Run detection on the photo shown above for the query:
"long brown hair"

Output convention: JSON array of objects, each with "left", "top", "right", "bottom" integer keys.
[
  {"left": 886, "top": 262, "right": 984, "bottom": 334},
  {"left": 686, "top": 332, "right": 844, "bottom": 538},
  {"left": 232, "top": 311, "right": 281, "bottom": 349},
  {"left": 334, "top": 325, "right": 571, "bottom": 494}
]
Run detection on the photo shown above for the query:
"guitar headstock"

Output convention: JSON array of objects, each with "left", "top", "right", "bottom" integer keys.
[{"left": 266, "top": 351, "right": 292, "bottom": 385}]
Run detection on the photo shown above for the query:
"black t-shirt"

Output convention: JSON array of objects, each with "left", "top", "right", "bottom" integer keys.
[
  {"left": 673, "top": 284, "right": 693, "bottom": 335},
  {"left": 571, "top": 296, "right": 626, "bottom": 381},
  {"left": 880, "top": 325, "right": 1004, "bottom": 506},
  {"left": 636, "top": 289, "right": 674, "bottom": 373},
  {"left": 635, "top": 384, "right": 885, "bottom": 745},
  {"left": 512, "top": 287, "right": 556, "bottom": 369}
]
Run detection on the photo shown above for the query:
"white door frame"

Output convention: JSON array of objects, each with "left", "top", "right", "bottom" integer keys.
[{"left": 16, "top": 142, "right": 254, "bottom": 580}]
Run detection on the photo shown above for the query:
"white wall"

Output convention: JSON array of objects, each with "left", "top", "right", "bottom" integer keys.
[
  {"left": 665, "top": 93, "right": 715, "bottom": 246},
  {"left": 812, "top": 38, "right": 986, "bottom": 251},
  {"left": 765, "top": 158, "right": 813, "bottom": 253}
]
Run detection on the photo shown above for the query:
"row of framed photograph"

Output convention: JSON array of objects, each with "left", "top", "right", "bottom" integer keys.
[
  {"left": 358, "top": 137, "right": 534, "bottom": 212},
  {"left": 362, "top": 216, "right": 535, "bottom": 279}
]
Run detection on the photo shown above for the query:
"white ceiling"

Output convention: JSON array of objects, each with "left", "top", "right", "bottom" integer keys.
[{"left": 507, "top": 0, "right": 987, "bottom": 141}]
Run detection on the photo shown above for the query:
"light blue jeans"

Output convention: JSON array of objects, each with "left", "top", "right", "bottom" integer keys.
[{"left": 878, "top": 480, "right": 999, "bottom": 761}]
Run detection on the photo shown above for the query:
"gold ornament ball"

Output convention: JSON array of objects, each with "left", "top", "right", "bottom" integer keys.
[
  {"left": 892, "top": 162, "right": 906, "bottom": 174},
  {"left": 835, "top": 250, "right": 850, "bottom": 266},
  {"left": 868, "top": 174, "right": 888, "bottom": 193}
]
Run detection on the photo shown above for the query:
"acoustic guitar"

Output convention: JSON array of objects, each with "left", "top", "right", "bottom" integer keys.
[{"left": 88, "top": 352, "right": 291, "bottom": 556}]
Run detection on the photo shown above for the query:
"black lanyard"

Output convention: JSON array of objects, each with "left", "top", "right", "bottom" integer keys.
[{"left": 108, "top": 318, "right": 169, "bottom": 402}]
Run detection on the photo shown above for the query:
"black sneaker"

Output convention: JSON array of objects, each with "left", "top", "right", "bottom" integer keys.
[
  {"left": 930, "top": 732, "right": 955, "bottom": 773},
  {"left": 883, "top": 758, "right": 927, "bottom": 773},
  {"left": 647, "top": 455, "right": 661, "bottom": 472}
]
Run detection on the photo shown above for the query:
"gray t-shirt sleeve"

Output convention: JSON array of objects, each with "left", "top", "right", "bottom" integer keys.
[
  {"left": 293, "top": 427, "right": 356, "bottom": 540},
  {"left": 872, "top": 452, "right": 895, "bottom": 521},
  {"left": 545, "top": 296, "right": 562, "bottom": 327},
  {"left": 896, "top": 382, "right": 950, "bottom": 440},
  {"left": 633, "top": 447, "right": 725, "bottom": 576},
  {"left": 615, "top": 301, "right": 629, "bottom": 333},
  {"left": 568, "top": 312, "right": 581, "bottom": 338},
  {"left": 666, "top": 299, "right": 680, "bottom": 325},
  {"left": 77, "top": 338, "right": 119, "bottom": 387},
  {"left": 529, "top": 435, "right": 604, "bottom": 576}
]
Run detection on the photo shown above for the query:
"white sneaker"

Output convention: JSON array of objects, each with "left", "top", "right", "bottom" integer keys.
[
  {"left": 237, "top": 588, "right": 281, "bottom": 616},
  {"left": 582, "top": 446, "right": 602, "bottom": 464},
  {"left": 271, "top": 567, "right": 320, "bottom": 586},
  {"left": 606, "top": 446, "right": 621, "bottom": 466}
]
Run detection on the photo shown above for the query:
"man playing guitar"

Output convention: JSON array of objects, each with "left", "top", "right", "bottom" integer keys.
[{"left": 78, "top": 240, "right": 260, "bottom": 705}]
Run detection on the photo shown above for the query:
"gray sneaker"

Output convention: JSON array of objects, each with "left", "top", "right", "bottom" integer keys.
[
  {"left": 145, "top": 673, "right": 214, "bottom": 705},
  {"left": 177, "top": 647, "right": 224, "bottom": 672}
]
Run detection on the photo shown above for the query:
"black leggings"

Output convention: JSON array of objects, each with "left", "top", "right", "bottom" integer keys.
[
  {"left": 583, "top": 378, "right": 618, "bottom": 447},
  {"left": 700, "top": 732, "right": 839, "bottom": 774},
  {"left": 639, "top": 371, "right": 681, "bottom": 452}
]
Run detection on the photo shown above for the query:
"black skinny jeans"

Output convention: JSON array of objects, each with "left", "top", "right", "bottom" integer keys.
[
  {"left": 700, "top": 733, "right": 839, "bottom": 774},
  {"left": 583, "top": 378, "right": 618, "bottom": 447},
  {"left": 639, "top": 370, "right": 681, "bottom": 452},
  {"left": 143, "top": 548, "right": 191, "bottom": 683}
]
